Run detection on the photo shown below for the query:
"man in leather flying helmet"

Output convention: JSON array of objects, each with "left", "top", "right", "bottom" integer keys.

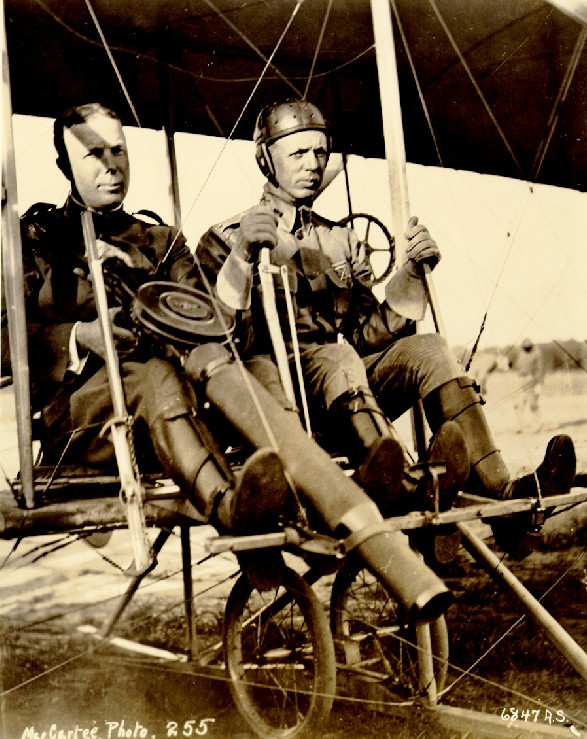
[{"left": 196, "top": 99, "right": 577, "bottom": 555}]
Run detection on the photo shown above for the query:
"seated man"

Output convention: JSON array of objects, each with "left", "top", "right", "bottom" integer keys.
[
  {"left": 15, "top": 102, "right": 288, "bottom": 535},
  {"left": 196, "top": 99, "right": 576, "bottom": 553},
  {"left": 13, "top": 102, "right": 453, "bottom": 621}
]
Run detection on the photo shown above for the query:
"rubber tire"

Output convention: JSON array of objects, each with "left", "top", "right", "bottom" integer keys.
[
  {"left": 330, "top": 555, "right": 448, "bottom": 699},
  {"left": 224, "top": 566, "right": 336, "bottom": 738}
]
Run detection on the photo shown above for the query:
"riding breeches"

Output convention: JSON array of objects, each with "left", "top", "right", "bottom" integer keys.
[{"left": 364, "top": 333, "right": 464, "bottom": 422}]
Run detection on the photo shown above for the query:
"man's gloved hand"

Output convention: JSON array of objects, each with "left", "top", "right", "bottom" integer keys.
[
  {"left": 405, "top": 216, "right": 441, "bottom": 274},
  {"left": 235, "top": 205, "right": 278, "bottom": 262},
  {"left": 384, "top": 216, "right": 439, "bottom": 321},
  {"left": 96, "top": 239, "right": 133, "bottom": 267},
  {"left": 76, "top": 307, "right": 136, "bottom": 359}
]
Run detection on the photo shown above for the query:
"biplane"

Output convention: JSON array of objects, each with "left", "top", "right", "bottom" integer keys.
[{"left": 2, "top": 1, "right": 587, "bottom": 737}]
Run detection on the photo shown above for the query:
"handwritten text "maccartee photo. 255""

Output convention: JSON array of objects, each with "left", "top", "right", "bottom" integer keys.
[{"left": 20, "top": 718, "right": 217, "bottom": 739}]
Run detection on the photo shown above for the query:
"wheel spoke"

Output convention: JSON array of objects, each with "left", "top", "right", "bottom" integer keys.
[
  {"left": 338, "top": 213, "right": 395, "bottom": 284},
  {"left": 224, "top": 567, "right": 336, "bottom": 738},
  {"left": 331, "top": 557, "right": 448, "bottom": 700}
]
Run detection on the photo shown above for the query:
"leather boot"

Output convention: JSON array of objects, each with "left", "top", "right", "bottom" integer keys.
[
  {"left": 423, "top": 377, "right": 508, "bottom": 496},
  {"left": 186, "top": 343, "right": 452, "bottom": 622},
  {"left": 424, "top": 378, "right": 577, "bottom": 555},
  {"left": 491, "top": 434, "right": 576, "bottom": 558},
  {"left": 150, "top": 412, "right": 289, "bottom": 535},
  {"left": 388, "top": 420, "right": 469, "bottom": 517},
  {"left": 329, "top": 388, "right": 405, "bottom": 510}
]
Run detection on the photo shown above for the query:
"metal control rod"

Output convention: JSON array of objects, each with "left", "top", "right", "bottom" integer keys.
[{"left": 81, "top": 211, "right": 153, "bottom": 575}]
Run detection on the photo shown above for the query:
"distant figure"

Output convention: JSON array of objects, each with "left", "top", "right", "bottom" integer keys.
[{"left": 510, "top": 339, "right": 545, "bottom": 433}]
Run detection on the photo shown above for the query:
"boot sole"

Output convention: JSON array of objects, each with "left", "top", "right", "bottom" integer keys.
[
  {"left": 230, "top": 448, "right": 290, "bottom": 535},
  {"left": 537, "top": 434, "right": 576, "bottom": 497},
  {"left": 492, "top": 434, "right": 576, "bottom": 559},
  {"left": 353, "top": 437, "right": 405, "bottom": 511},
  {"left": 426, "top": 421, "right": 469, "bottom": 511}
]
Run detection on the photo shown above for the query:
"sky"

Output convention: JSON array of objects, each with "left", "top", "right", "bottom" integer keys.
[{"left": 8, "top": 113, "right": 587, "bottom": 354}]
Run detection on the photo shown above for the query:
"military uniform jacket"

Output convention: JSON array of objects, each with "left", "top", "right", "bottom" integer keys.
[
  {"left": 18, "top": 197, "right": 196, "bottom": 421},
  {"left": 196, "top": 185, "right": 414, "bottom": 360}
]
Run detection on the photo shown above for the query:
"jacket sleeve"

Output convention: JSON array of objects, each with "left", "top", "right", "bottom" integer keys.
[
  {"left": 345, "top": 227, "right": 415, "bottom": 355},
  {"left": 154, "top": 227, "right": 198, "bottom": 285},
  {"left": 348, "top": 279, "right": 415, "bottom": 356},
  {"left": 196, "top": 225, "right": 254, "bottom": 310},
  {"left": 195, "top": 226, "right": 255, "bottom": 352},
  {"left": 19, "top": 209, "right": 80, "bottom": 387}
]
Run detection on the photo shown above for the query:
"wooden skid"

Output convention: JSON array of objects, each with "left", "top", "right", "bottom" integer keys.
[
  {"left": 337, "top": 674, "right": 577, "bottom": 738},
  {"left": 0, "top": 486, "right": 206, "bottom": 538},
  {"left": 2, "top": 483, "right": 585, "bottom": 544}
]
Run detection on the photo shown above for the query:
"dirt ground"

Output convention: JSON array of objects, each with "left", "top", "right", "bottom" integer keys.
[{"left": 0, "top": 369, "right": 586, "bottom": 738}]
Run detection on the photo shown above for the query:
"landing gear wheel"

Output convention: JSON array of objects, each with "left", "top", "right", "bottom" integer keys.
[
  {"left": 224, "top": 566, "right": 336, "bottom": 738},
  {"left": 330, "top": 555, "right": 448, "bottom": 701},
  {"left": 338, "top": 213, "right": 395, "bottom": 284}
]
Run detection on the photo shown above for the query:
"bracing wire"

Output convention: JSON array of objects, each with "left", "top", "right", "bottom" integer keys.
[
  {"left": 4, "top": 0, "right": 307, "bottom": 503},
  {"left": 439, "top": 546, "right": 587, "bottom": 706},
  {"left": 464, "top": 311, "right": 488, "bottom": 372},
  {"left": 464, "top": 188, "right": 533, "bottom": 364},
  {"left": 389, "top": 0, "right": 444, "bottom": 168},
  {"left": 159, "top": 0, "right": 304, "bottom": 253},
  {"left": 32, "top": 0, "right": 337, "bottom": 88},
  {"left": 426, "top": 0, "right": 525, "bottom": 178},
  {"left": 392, "top": 0, "right": 581, "bottom": 369},
  {"left": 303, "top": 0, "right": 334, "bottom": 99},
  {"left": 190, "top": 254, "right": 283, "bottom": 457},
  {"left": 164, "top": 2, "right": 305, "bottom": 462},
  {"left": 202, "top": 44, "right": 375, "bottom": 83},
  {"left": 201, "top": 0, "right": 302, "bottom": 97},
  {"left": 78, "top": 0, "right": 306, "bottom": 457},
  {"left": 5, "top": 0, "right": 586, "bottom": 713},
  {"left": 0, "top": 537, "right": 242, "bottom": 696},
  {"left": 0, "top": 650, "right": 94, "bottom": 697},
  {"left": 390, "top": 0, "right": 526, "bottom": 365},
  {"left": 83, "top": 0, "right": 141, "bottom": 128},
  {"left": 531, "top": 24, "right": 587, "bottom": 181}
]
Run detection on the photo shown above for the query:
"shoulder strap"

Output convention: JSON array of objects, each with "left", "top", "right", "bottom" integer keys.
[{"left": 133, "top": 209, "right": 165, "bottom": 225}]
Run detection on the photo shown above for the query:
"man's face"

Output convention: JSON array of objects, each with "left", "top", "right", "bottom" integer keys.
[
  {"left": 269, "top": 130, "right": 328, "bottom": 202},
  {"left": 63, "top": 113, "right": 130, "bottom": 210}
]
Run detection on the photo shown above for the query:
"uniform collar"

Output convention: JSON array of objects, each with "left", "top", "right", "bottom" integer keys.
[
  {"left": 65, "top": 194, "right": 125, "bottom": 222},
  {"left": 261, "top": 183, "right": 315, "bottom": 233},
  {"left": 63, "top": 195, "right": 131, "bottom": 231}
]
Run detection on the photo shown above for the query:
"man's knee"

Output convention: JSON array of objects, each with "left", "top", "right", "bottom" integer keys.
[
  {"left": 401, "top": 333, "right": 462, "bottom": 394},
  {"left": 307, "top": 343, "right": 369, "bottom": 407},
  {"left": 124, "top": 358, "right": 194, "bottom": 423},
  {"left": 245, "top": 354, "right": 293, "bottom": 410}
]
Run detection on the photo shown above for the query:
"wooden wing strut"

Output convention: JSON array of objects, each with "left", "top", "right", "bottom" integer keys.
[{"left": 81, "top": 211, "right": 154, "bottom": 575}]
